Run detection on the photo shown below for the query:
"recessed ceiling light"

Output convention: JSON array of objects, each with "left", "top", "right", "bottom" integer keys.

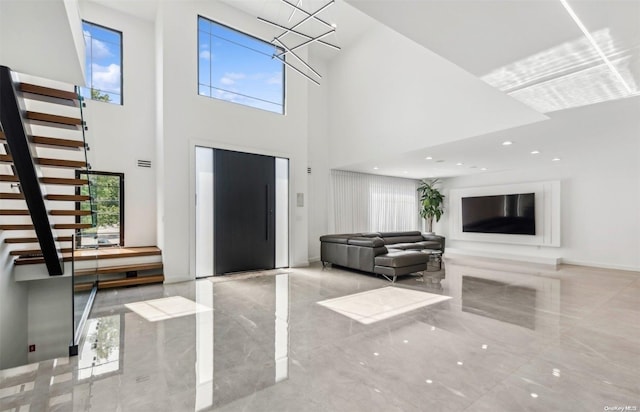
[
  {"left": 456, "top": 162, "right": 463, "bottom": 166},
  {"left": 403, "top": 171, "right": 408, "bottom": 174},
  {"left": 531, "top": 150, "right": 540, "bottom": 154},
  {"left": 502, "top": 141, "right": 513, "bottom": 146},
  {"left": 552, "top": 157, "right": 561, "bottom": 162},
  {"left": 373, "top": 166, "right": 379, "bottom": 170},
  {"left": 425, "top": 156, "right": 433, "bottom": 160},
  {"left": 481, "top": 167, "right": 487, "bottom": 171},
  {"left": 331, "top": 23, "right": 338, "bottom": 28}
]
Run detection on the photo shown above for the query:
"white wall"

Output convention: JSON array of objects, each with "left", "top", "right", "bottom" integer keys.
[
  {"left": 79, "top": 2, "right": 157, "bottom": 247},
  {"left": 0, "top": 246, "right": 28, "bottom": 369},
  {"left": 327, "top": 23, "right": 547, "bottom": 169},
  {"left": 307, "top": 56, "right": 330, "bottom": 262},
  {"left": 157, "top": 1, "right": 310, "bottom": 282},
  {"left": 440, "top": 100, "right": 640, "bottom": 271},
  {"left": 0, "top": 0, "right": 85, "bottom": 85},
  {"left": 27, "top": 277, "right": 72, "bottom": 363}
]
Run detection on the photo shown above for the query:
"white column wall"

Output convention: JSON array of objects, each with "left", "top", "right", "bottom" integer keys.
[
  {"left": 158, "top": 1, "right": 309, "bottom": 282},
  {"left": 306, "top": 56, "right": 330, "bottom": 262},
  {"left": 79, "top": 2, "right": 157, "bottom": 247}
]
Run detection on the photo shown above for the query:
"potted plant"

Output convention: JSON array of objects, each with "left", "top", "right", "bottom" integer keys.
[{"left": 417, "top": 179, "right": 445, "bottom": 233}]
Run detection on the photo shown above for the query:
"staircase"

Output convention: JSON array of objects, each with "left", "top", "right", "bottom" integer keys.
[{"left": 0, "top": 66, "right": 164, "bottom": 288}]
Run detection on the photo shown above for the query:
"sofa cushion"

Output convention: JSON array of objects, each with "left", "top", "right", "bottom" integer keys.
[
  {"left": 387, "top": 242, "right": 425, "bottom": 250},
  {"left": 382, "top": 235, "right": 424, "bottom": 245},
  {"left": 415, "top": 240, "right": 441, "bottom": 250},
  {"left": 375, "top": 250, "right": 429, "bottom": 268},
  {"left": 348, "top": 237, "right": 385, "bottom": 247}
]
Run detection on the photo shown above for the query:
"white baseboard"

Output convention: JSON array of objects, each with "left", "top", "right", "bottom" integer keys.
[
  {"left": 445, "top": 248, "right": 561, "bottom": 267},
  {"left": 560, "top": 259, "right": 640, "bottom": 273},
  {"left": 308, "top": 256, "right": 320, "bottom": 263}
]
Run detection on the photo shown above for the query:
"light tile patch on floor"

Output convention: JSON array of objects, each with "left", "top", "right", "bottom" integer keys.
[
  {"left": 125, "top": 296, "right": 211, "bottom": 322},
  {"left": 317, "top": 286, "right": 451, "bottom": 324}
]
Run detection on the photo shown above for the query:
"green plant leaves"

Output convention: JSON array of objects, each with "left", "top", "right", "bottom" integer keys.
[{"left": 417, "top": 179, "right": 445, "bottom": 223}]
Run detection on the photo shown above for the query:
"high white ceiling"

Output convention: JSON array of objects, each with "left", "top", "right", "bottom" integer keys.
[
  {"left": 87, "top": 0, "right": 640, "bottom": 180},
  {"left": 342, "top": 0, "right": 640, "bottom": 179},
  {"left": 347, "top": 0, "right": 640, "bottom": 78}
]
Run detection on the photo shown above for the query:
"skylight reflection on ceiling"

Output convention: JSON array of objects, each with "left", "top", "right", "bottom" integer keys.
[{"left": 482, "top": 28, "right": 639, "bottom": 113}]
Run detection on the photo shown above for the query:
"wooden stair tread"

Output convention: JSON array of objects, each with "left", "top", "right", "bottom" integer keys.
[
  {"left": 0, "top": 175, "right": 18, "bottom": 182},
  {"left": 0, "top": 154, "right": 13, "bottom": 163},
  {"left": 98, "top": 274, "right": 164, "bottom": 290},
  {"left": 41, "top": 177, "right": 89, "bottom": 185},
  {"left": 10, "top": 248, "right": 72, "bottom": 256},
  {"left": 0, "top": 224, "right": 34, "bottom": 230},
  {"left": 37, "top": 158, "right": 87, "bottom": 168},
  {"left": 14, "top": 246, "right": 161, "bottom": 265},
  {"left": 0, "top": 193, "right": 24, "bottom": 200},
  {"left": 26, "top": 111, "right": 82, "bottom": 126},
  {"left": 5, "top": 236, "right": 72, "bottom": 244},
  {"left": 45, "top": 194, "right": 90, "bottom": 201},
  {"left": 74, "top": 282, "right": 95, "bottom": 292},
  {"left": 32, "top": 136, "right": 84, "bottom": 149},
  {"left": 0, "top": 174, "right": 18, "bottom": 182},
  {"left": 75, "top": 262, "right": 164, "bottom": 276},
  {"left": 53, "top": 223, "right": 92, "bottom": 230},
  {"left": 20, "top": 83, "right": 78, "bottom": 101},
  {"left": 0, "top": 209, "right": 30, "bottom": 215},
  {"left": 50, "top": 209, "right": 92, "bottom": 216}
]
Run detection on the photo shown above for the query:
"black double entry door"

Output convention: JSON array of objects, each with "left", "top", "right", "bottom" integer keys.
[{"left": 214, "top": 149, "right": 276, "bottom": 275}]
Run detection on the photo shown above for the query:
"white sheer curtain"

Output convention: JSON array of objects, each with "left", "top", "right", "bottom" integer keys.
[{"left": 329, "top": 170, "right": 421, "bottom": 233}]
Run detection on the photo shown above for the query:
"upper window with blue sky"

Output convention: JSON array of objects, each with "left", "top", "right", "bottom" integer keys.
[
  {"left": 198, "top": 16, "right": 285, "bottom": 114},
  {"left": 82, "top": 21, "right": 122, "bottom": 105}
]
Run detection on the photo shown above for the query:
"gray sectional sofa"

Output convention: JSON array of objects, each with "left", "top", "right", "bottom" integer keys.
[{"left": 320, "top": 231, "right": 445, "bottom": 282}]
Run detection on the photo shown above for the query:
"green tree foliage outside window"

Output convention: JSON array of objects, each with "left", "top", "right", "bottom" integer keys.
[
  {"left": 91, "top": 88, "right": 111, "bottom": 102},
  {"left": 78, "top": 173, "right": 123, "bottom": 246}
]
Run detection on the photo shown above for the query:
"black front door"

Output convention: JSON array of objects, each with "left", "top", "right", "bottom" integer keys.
[{"left": 214, "top": 149, "right": 275, "bottom": 274}]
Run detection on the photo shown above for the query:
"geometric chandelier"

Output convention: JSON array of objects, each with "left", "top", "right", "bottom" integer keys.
[{"left": 257, "top": 0, "right": 341, "bottom": 86}]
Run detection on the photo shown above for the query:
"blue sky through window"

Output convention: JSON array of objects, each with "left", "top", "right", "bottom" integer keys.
[
  {"left": 198, "top": 17, "right": 284, "bottom": 114},
  {"left": 82, "top": 21, "right": 122, "bottom": 105}
]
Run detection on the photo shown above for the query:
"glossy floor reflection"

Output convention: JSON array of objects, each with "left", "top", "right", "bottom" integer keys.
[{"left": 1, "top": 257, "right": 639, "bottom": 411}]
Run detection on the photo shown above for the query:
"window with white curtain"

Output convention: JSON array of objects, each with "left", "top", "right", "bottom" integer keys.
[{"left": 330, "top": 170, "right": 420, "bottom": 233}]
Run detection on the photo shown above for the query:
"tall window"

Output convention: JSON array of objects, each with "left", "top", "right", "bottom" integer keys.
[
  {"left": 331, "top": 170, "right": 420, "bottom": 233},
  {"left": 76, "top": 171, "right": 124, "bottom": 248},
  {"left": 82, "top": 21, "right": 122, "bottom": 105},
  {"left": 198, "top": 16, "right": 285, "bottom": 114}
]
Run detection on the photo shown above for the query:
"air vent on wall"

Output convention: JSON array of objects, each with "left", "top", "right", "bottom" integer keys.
[
  {"left": 307, "top": 167, "right": 312, "bottom": 174},
  {"left": 137, "top": 160, "right": 151, "bottom": 168}
]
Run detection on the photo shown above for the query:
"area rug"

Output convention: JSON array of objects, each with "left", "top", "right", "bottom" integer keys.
[
  {"left": 317, "top": 286, "right": 451, "bottom": 324},
  {"left": 125, "top": 296, "right": 211, "bottom": 322}
]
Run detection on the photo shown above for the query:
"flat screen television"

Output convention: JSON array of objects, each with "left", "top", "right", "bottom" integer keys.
[{"left": 462, "top": 193, "right": 535, "bottom": 235}]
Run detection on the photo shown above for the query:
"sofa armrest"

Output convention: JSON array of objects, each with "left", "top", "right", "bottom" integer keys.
[
  {"left": 421, "top": 234, "right": 445, "bottom": 252},
  {"left": 319, "top": 235, "right": 349, "bottom": 244}
]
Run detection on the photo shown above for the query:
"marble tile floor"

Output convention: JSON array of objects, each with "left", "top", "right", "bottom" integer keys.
[{"left": 1, "top": 257, "right": 639, "bottom": 412}]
